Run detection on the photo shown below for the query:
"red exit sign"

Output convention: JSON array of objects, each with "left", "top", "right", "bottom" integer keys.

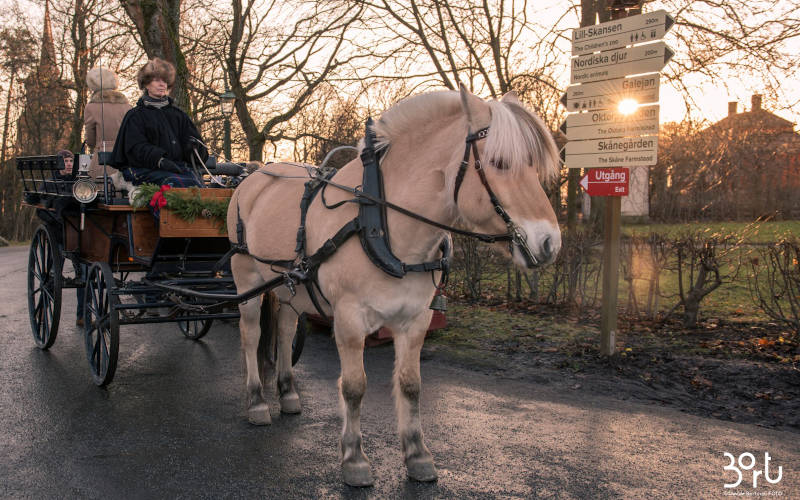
[{"left": 580, "top": 167, "right": 629, "bottom": 196}]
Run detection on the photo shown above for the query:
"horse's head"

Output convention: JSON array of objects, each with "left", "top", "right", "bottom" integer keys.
[{"left": 454, "top": 85, "right": 561, "bottom": 268}]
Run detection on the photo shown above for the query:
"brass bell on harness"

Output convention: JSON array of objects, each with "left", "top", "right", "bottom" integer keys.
[{"left": 429, "top": 293, "right": 447, "bottom": 312}]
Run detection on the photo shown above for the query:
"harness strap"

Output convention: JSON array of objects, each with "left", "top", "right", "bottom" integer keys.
[
  {"left": 320, "top": 176, "right": 512, "bottom": 243},
  {"left": 454, "top": 127, "right": 490, "bottom": 204},
  {"left": 305, "top": 218, "right": 360, "bottom": 270},
  {"left": 471, "top": 141, "right": 513, "bottom": 226}
]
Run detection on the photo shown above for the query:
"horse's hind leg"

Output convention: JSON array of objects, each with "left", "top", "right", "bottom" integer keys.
[
  {"left": 393, "top": 318, "right": 438, "bottom": 482},
  {"left": 232, "top": 254, "right": 272, "bottom": 425},
  {"left": 275, "top": 303, "right": 301, "bottom": 414},
  {"left": 334, "top": 307, "right": 373, "bottom": 486}
]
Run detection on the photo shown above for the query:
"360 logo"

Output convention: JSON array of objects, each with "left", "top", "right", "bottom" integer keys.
[{"left": 723, "top": 452, "right": 783, "bottom": 488}]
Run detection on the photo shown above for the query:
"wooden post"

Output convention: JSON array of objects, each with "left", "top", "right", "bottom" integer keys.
[
  {"left": 600, "top": 196, "right": 621, "bottom": 355},
  {"left": 597, "top": 3, "right": 633, "bottom": 357}
]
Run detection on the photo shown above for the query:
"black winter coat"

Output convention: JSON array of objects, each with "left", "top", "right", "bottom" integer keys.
[{"left": 111, "top": 96, "right": 208, "bottom": 170}]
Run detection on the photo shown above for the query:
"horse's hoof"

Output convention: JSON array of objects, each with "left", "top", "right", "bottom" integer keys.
[
  {"left": 279, "top": 393, "right": 301, "bottom": 414},
  {"left": 342, "top": 461, "right": 374, "bottom": 487},
  {"left": 247, "top": 404, "right": 272, "bottom": 425},
  {"left": 406, "top": 458, "right": 438, "bottom": 482}
]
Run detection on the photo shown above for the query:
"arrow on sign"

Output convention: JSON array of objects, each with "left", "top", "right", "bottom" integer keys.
[
  {"left": 571, "top": 42, "right": 674, "bottom": 85},
  {"left": 580, "top": 168, "right": 629, "bottom": 196},
  {"left": 571, "top": 10, "right": 675, "bottom": 56}
]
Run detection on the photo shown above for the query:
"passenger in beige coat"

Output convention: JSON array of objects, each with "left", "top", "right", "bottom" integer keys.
[{"left": 84, "top": 67, "right": 131, "bottom": 178}]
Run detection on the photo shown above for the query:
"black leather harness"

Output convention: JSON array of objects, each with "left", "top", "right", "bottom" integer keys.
[{"left": 231, "top": 117, "right": 540, "bottom": 318}]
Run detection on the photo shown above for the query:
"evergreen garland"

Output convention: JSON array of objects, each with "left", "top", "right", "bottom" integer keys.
[
  {"left": 131, "top": 183, "right": 230, "bottom": 232},
  {"left": 164, "top": 187, "right": 229, "bottom": 232}
]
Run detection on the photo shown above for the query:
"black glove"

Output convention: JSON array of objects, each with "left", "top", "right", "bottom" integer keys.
[{"left": 159, "top": 157, "right": 183, "bottom": 174}]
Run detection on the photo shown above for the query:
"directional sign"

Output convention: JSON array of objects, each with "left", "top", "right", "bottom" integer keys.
[
  {"left": 560, "top": 73, "right": 660, "bottom": 112},
  {"left": 571, "top": 10, "right": 675, "bottom": 56},
  {"left": 563, "top": 136, "right": 658, "bottom": 168},
  {"left": 560, "top": 104, "right": 659, "bottom": 141},
  {"left": 580, "top": 168, "right": 629, "bottom": 196},
  {"left": 570, "top": 42, "right": 674, "bottom": 85}
]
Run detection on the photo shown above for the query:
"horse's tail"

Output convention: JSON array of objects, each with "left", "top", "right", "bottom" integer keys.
[{"left": 257, "top": 291, "right": 278, "bottom": 386}]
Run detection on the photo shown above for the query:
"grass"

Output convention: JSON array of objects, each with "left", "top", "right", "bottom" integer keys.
[
  {"left": 622, "top": 220, "right": 800, "bottom": 243},
  {"left": 451, "top": 220, "right": 796, "bottom": 323}
]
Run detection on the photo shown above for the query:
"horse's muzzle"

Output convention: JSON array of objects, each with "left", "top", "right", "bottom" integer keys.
[{"left": 512, "top": 221, "right": 561, "bottom": 269}]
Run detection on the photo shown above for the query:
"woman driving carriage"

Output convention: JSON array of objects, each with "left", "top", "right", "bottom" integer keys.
[{"left": 111, "top": 58, "right": 207, "bottom": 187}]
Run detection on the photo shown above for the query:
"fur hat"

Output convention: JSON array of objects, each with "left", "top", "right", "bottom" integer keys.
[
  {"left": 136, "top": 58, "right": 176, "bottom": 90},
  {"left": 87, "top": 67, "right": 119, "bottom": 92}
]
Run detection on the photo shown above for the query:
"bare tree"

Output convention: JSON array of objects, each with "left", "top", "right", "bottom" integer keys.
[{"left": 183, "top": 1, "right": 363, "bottom": 161}]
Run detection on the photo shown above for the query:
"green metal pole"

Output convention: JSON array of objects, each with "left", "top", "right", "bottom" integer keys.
[{"left": 223, "top": 118, "right": 232, "bottom": 161}]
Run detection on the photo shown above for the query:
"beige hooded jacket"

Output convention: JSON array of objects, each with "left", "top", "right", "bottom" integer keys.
[{"left": 84, "top": 67, "right": 131, "bottom": 177}]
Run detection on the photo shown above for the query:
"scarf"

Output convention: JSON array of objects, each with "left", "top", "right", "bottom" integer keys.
[{"left": 143, "top": 94, "right": 170, "bottom": 109}]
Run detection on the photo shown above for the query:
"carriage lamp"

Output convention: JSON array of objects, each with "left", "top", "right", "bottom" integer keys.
[
  {"left": 219, "top": 89, "right": 235, "bottom": 118},
  {"left": 72, "top": 178, "right": 98, "bottom": 203},
  {"left": 219, "top": 88, "right": 236, "bottom": 161}
]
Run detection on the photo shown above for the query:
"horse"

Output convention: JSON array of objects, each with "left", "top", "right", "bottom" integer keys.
[{"left": 227, "top": 84, "right": 561, "bottom": 486}]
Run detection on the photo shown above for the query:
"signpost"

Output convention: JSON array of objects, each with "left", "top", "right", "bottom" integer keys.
[
  {"left": 561, "top": 74, "right": 660, "bottom": 111},
  {"left": 580, "top": 168, "right": 629, "bottom": 196},
  {"left": 571, "top": 9, "right": 675, "bottom": 56},
  {"left": 560, "top": 104, "right": 659, "bottom": 140},
  {"left": 563, "top": 135, "right": 658, "bottom": 167},
  {"left": 570, "top": 41, "right": 674, "bottom": 84},
  {"left": 562, "top": 6, "right": 674, "bottom": 356}
]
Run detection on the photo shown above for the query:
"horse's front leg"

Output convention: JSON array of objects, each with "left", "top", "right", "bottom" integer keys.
[
  {"left": 393, "top": 314, "right": 438, "bottom": 482},
  {"left": 275, "top": 302, "right": 301, "bottom": 414},
  {"left": 334, "top": 307, "right": 373, "bottom": 487}
]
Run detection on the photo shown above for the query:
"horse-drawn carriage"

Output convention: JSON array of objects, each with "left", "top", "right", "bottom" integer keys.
[
  {"left": 16, "top": 153, "right": 301, "bottom": 386},
  {"left": 18, "top": 86, "right": 562, "bottom": 486}
]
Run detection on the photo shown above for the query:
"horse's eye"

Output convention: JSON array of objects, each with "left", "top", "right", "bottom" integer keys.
[{"left": 490, "top": 159, "right": 509, "bottom": 170}]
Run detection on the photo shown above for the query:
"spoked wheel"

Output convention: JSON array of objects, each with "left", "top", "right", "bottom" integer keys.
[
  {"left": 177, "top": 315, "right": 213, "bottom": 340},
  {"left": 84, "top": 262, "right": 120, "bottom": 386},
  {"left": 27, "top": 224, "right": 63, "bottom": 349}
]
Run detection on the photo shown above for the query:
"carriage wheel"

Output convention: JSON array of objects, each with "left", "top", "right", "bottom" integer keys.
[
  {"left": 27, "top": 224, "right": 63, "bottom": 349},
  {"left": 177, "top": 315, "right": 213, "bottom": 340},
  {"left": 84, "top": 262, "right": 120, "bottom": 386}
]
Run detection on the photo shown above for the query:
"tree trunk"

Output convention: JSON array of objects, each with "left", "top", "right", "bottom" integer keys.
[
  {"left": 248, "top": 136, "right": 265, "bottom": 163},
  {"left": 68, "top": 0, "right": 89, "bottom": 152},
  {"left": 1, "top": 73, "right": 15, "bottom": 167}
]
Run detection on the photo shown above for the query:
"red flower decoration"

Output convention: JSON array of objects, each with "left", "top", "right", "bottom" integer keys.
[{"left": 149, "top": 185, "right": 172, "bottom": 215}]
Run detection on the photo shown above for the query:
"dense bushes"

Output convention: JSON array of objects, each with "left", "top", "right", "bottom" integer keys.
[
  {"left": 747, "top": 239, "right": 800, "bottom": 334},
  {"left": 448, "top": 230, "right": 795, "bottom": 334}
]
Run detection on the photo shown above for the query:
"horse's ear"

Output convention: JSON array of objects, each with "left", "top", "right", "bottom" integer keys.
[
  {"left": 501, "top": 91, "right": 521, "bottom": 105},
  {"left": 458, "top": 83, "right": 485, "bottom": 129}
]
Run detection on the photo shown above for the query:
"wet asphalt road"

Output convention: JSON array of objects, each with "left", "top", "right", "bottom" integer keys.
[{"left": 1, "top": 245, "right": 798, "bottom": 499}]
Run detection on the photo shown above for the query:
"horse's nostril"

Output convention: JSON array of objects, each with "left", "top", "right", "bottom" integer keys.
[{"left": 542, "top": 236, "right": 553, "bottom": 259}]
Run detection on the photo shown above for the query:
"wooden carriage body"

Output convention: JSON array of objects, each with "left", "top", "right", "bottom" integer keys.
[{"left": 17, "top": 154, "right": 245, "bottom": 386}]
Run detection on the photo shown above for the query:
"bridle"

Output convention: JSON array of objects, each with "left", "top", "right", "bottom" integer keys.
[{"left": 453, "top": 126, "right": 540, "bottom": 268}]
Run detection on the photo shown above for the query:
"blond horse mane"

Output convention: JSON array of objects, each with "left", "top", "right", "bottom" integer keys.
[{"left": 371, "top": 90, "right": 559, "bottom": 184}]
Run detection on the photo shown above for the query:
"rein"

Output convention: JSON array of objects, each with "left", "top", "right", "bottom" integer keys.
[{"left": 231, "top": 117, "right": 542, "bottom": 317}]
